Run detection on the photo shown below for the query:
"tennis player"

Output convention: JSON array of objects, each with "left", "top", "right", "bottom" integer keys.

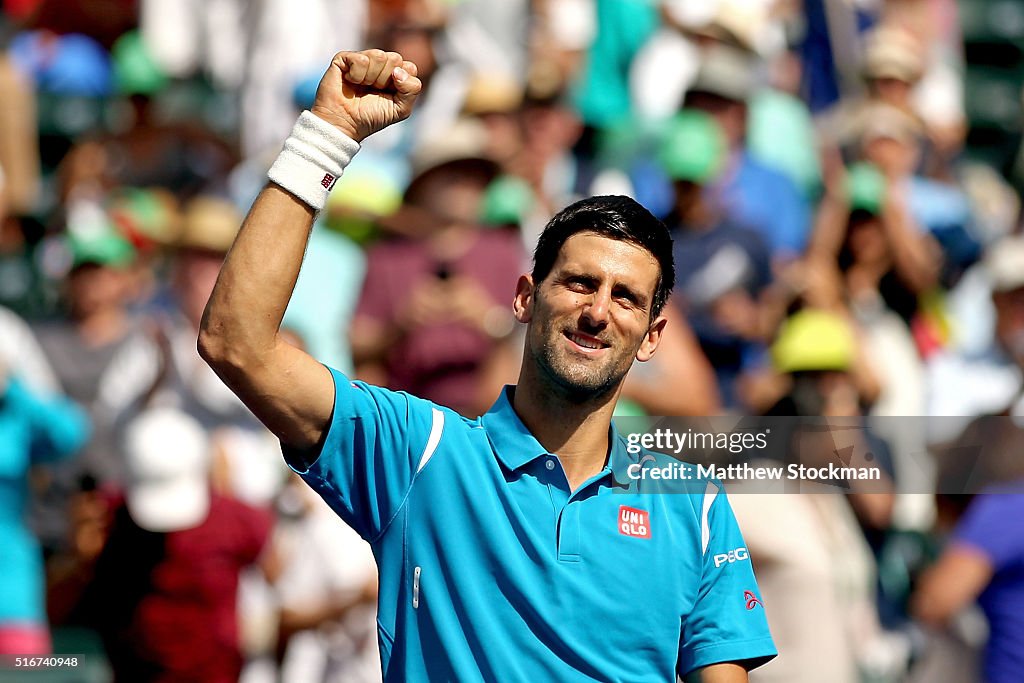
[{"left": 200, "top": 49, "right": 776, "bottom": 682}]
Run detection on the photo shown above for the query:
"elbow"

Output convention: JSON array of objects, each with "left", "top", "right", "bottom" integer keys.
[
  {"left": 910, "top": 591, "right": 953, "bottom": 629},
  {"left": 198, "top": 322, "right": 270, "bottom": 381},
  {"left": 197, "top": 326, "right": 226, "bottom": 367},
  {"left": 197, "top": 325, "right": 246, "bottom": 374}
]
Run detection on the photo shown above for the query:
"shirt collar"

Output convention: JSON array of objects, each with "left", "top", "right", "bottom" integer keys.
[
  {"left": 482, "top": 385, "right": 639, "bottom": 487},
  {"left": 481, "top": 386, "right": 549, "bottom": 471}
]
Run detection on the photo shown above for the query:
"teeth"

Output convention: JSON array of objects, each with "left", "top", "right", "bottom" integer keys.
[{"left": 569, "top": 333, "right": 601, "bottom": 350}]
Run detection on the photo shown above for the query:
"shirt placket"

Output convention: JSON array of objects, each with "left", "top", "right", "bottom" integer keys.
[{"left": 541, "top": 456, "right": 609, "bottom": 564}]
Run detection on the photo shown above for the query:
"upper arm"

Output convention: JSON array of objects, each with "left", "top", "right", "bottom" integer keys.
[
  {"left": 911, "top": 545, "right": 993, "bottom": 627},
  {"left": 683, "top": 662, "right": 748, "bottom": 683},
  {"left": 911, "top": 492, "right": 1016, "bottom": 627},
  {"left": 209, "top": 336, "right": 336, "bottom": 452}
]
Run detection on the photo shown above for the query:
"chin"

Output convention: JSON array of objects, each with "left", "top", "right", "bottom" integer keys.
[{"left": 546, "top": 359, "right": 623, "bottom": 402}]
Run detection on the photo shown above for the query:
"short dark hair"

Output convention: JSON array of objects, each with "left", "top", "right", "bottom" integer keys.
[{"left": 531, "top": 195, "right": 675, "bottom": 318}]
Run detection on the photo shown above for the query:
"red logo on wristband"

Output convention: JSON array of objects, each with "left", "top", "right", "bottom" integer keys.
[{"left": 321, "top": 173, "right": 336, "bottom": 189}]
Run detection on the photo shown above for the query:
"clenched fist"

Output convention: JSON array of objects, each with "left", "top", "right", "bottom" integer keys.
[{"left": 311, "top": 49, "right": 422, "bottom": 142}]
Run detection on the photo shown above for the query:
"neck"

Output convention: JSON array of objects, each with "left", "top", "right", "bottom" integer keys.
[{"left": 512, "top": 367, "right": 621, "bottom": 490}]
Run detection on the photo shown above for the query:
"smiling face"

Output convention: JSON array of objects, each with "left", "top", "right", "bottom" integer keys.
[{"left": 515, "top": 232, "right": 667, "bottom": 402}]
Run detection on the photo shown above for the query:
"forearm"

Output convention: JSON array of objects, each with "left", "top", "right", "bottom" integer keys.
[
  {"left": 806, "top": 193, "right": 850, "bottom": 260},
  {"left": 881, "top": 196, "right": 940, "bottom": 294},
  {"left": 199, "top": 184, "right": 340, "bottom": 448},
  {"left": 199, "top": 49, "right": 421, "bottom": 449},
  {"left": 200, "top": 184, "right": 315, "bottom": 369}
]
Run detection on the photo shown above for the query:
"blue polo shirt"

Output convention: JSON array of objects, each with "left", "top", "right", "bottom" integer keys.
[
  {"left": 288, "top": 368, "right": 776, "bottom": 681},
  {"left": 952, "top": 487, "right": 1024, "bottom": 683}
]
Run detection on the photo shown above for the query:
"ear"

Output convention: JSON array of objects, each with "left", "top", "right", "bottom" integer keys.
[
  {"left": 636, "top": 315, "right": 668, "bottom": 362},
  {"left": 512, "top": 274, "right": 535, "bottom": 323}
]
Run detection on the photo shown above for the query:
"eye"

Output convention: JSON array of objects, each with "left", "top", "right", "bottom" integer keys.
[
  {"left": 612, "top": 287, "right": 639, "bottom": 306},
  {"left": 565, "top": 276, "right": 594, "bottom": 293}
]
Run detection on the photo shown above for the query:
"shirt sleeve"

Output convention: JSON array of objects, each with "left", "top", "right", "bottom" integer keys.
[
  {"left": 284, "top": 367, "right": 442, "bottom": 542},
  {"left": 678, "top": 483, "right": 777, "bottom": 677},
  {"left": 4, "top": 377, "right": 91, "bottom": 464},
  {"left": 953, "top": 492, "right": 1024, "bottom": 571}
]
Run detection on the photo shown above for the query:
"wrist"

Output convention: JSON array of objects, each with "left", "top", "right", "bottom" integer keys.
[
  {"left": 267, "top": 111, "right": 361, "bottom": 211},
  {"left": 310, "top": 105, "right": 362, "bottom": 142}
]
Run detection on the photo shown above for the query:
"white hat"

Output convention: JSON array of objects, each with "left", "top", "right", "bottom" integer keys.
[
  {"left": 986, "top": 236, "right": 1024, "bottom": 294},
  {"left": 690, "top": 43, "right": 760, "bottom": 102},
  {"left": 862, "top": 25, "right": 924, "bottom": 83},
  {"left": 124, "top": 407, "right": 211, "bottom": 532}
]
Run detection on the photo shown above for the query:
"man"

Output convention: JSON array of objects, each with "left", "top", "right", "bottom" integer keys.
[
  {"left": 912, "top": 483, "right": 1024, "bottom": 683},
  {"left": 200, "top": 49, "right": 775, "bottom": 681}
]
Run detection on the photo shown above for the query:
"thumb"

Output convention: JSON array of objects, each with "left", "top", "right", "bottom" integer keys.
[{"left": 391, "top": 65, "right": 422, "bottom": 115}]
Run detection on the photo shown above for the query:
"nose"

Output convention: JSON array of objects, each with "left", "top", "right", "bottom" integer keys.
[{"left": 580, "top": 287, "right": 611, "bottom": 328}]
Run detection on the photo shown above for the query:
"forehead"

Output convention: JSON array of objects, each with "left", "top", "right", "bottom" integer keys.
[{"left": 552, "top": 232, "right": 660, "bottom": 290}]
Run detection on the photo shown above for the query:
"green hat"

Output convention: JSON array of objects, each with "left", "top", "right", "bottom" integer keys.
[
  {"left": 771, "top": 309, "right": 855, "bottom": 373},
  {"left": 658, "top": 110, "right": 726, "bottom": 184},
  {"left": 68, "top": 229, "right": 136, "bottom": 269},
  {"left": 846, "top": 162, "right": 886, "bottom": 215},
  {"left": 112, "top": 31, "right": 168, "bottom": 96}
]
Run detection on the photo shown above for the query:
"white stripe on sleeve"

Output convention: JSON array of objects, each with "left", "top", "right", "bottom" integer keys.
[
  {"left": 700, "top": 480, "right": 720, "bottom": 555},
  {"left": 416, "top": 408, "right": 445, "bottom": 473}
]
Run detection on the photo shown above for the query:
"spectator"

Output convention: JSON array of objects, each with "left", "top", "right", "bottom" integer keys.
[
  {"left": 274, "top": 474, "right": 379, "bottom": 683},
  {"left": 51, "top": 407, "right": 275, "bottom": 683},
  {"left": 349, "top": 118, "right": 525, "bottom": 416},
  {"left": 913, "top": 484, "right": 1024, "bottom": 683},
  {"left": 681, "top": 44, "right": 812, "bottom": 260},
  {"left": 0, "top": 354, "right": 89, "bottom": 655},
  {"left": 929, "top": 236, "right": 1024, "bottom": 421},
  {"left": 32, "top": 227, "right": 139, "bottom": 524},
  {"left": 659, "top": 109, "right": 773, "bottom": 407},
  {"left": 929, "top": 239, "right": 1024, "bottom": 510},
  {"left": 731, "top": 309, "right": 900, "bottom": 682},
  {"left": 97, "top": 195, "right": 285, "bottom": 507},
  {"left": 809, "top": 128, "right": 942, "bottom": 329}
]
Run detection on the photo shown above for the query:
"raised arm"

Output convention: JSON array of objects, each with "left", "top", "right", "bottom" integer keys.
[{"left": 198, "top": 50, "right": 421, "bottom": 450}]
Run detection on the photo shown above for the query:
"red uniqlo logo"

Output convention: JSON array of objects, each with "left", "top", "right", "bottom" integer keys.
[
  {"left": 321, "top": 173, "right": 336, "bottom": 189},
  {"left": 618, "top": 506, "right": 651, "bottom": 539}
]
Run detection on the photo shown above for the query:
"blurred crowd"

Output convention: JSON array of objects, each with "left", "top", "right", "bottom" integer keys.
[{"left": 2, "top": 0, "right": 1024, "bottom": 681}]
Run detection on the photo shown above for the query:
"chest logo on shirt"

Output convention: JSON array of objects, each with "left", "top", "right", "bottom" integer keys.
[
  {"left": 618, "top": 506, "right": 651, "bottom": 539},
  {"left": 744, "top": 590, "right": 763, "bottom": 610}
]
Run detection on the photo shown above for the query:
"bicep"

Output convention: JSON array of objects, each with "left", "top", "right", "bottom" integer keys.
[
  {"left": 218, "top": 339, "right": 336, "bottom": 451},
  {"left": 912, "top": 545, "right": 993, "bottom": 627},
  {"left": 683, "top": 662, "right": 748, "bottom": 683}
]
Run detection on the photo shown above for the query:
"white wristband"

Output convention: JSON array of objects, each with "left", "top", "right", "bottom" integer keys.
[{"left": 267, "top": 111, "right": 360, "bottom": 211}]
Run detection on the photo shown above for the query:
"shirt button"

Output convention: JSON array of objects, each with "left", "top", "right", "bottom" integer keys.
[{"left": 545, "top": 459, "right": 556, "bottom": 471}]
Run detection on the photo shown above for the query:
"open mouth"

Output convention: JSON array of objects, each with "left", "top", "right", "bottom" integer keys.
[{"left": 563, "top": 330, "right": 610, "bottom": 352}]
